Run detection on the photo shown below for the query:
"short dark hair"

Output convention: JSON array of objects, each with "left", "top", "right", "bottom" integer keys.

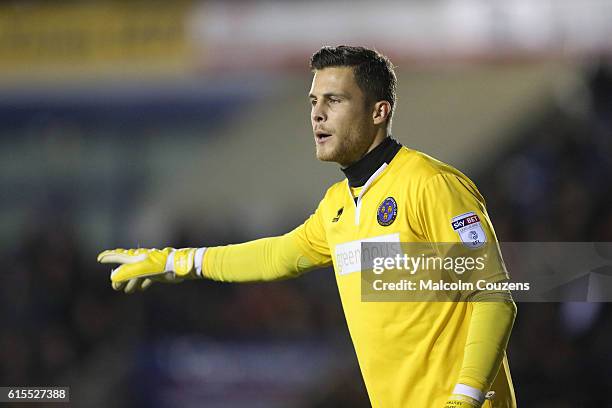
[{"left": 310, "top": 45, "right": 397, "bottom": 123}]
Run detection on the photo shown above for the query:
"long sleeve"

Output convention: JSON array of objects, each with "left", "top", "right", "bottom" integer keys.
[
  {"left": 416, "top": 171, "right": 516, "bottom": 395},
  {"left": 202, "top": 232, "right": 318, "bottom": 282},
  {"left": 458, "top": 296, "right": 517, "bottom": 391},
  {"left": 202, "top": 197, "right": 332, "bottom": 282}
]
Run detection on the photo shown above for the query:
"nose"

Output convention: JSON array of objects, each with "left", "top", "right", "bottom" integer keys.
[{"left": 311, "top": 102, "right": 326, "bottom": 123}]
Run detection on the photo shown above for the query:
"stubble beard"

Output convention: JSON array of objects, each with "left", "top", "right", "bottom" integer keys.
[{"left": 316, "top": 130, "right": 372, "bottom": 168}]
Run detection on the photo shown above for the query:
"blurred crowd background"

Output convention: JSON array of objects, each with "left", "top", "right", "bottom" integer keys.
[{"left": 1, "top": 1, "right": 612, "bottom": 407}]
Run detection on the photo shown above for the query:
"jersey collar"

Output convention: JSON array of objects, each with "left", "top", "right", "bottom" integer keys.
[{"left": 341, "top": 137, "right": 402, "bottom": 187}]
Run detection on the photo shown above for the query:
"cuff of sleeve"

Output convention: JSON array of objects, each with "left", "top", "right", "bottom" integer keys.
[
  {"left": 195, "top": 247, "right": 206, "bottom": 277},
  {"left": 452, "top": 384, "right": 484, "bottom": 404},
  {"left": 165, "top": 250, "right": 175, "bottom": 273}
]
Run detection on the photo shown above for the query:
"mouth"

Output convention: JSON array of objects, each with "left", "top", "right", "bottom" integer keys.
[{"left": 315, "top": 131, "right": 332, "bottom": 144}]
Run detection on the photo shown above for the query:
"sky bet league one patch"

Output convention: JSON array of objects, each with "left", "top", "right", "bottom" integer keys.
[
  {"left": 377, "top": 197, "right": 398, "bottom": 226},
  {"left": 451, "top": 211, "right": 487, "bottom": 249}
]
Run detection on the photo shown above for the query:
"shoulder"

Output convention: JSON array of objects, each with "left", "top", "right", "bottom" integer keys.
[
  {"left": 392, "top": 147, "right": 467, "bottom": 179},
  {"left": 390, "top": 147, "right": 479, "bottom": 192},
  {"left": 306, "top": 179, "right": 347, "bottom": 217},
  {"left": 321, "top": 179, "right": 348, "bottom": 204}
]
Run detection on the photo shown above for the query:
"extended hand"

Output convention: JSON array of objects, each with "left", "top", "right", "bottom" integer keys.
[{"left": 97, "top": 247, "right": 203, "bottom": 293}]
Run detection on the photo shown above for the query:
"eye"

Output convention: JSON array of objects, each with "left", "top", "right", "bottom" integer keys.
[
  {"left": 329, "top": 97, "right": 341, "bottom": 104},
  {"left": 310, "top": 99, "right": 317, "bottom": 106}
]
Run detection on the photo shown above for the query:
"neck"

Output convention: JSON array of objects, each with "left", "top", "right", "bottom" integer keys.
[
  {"left": 341, "top": 136, "right": 402, "bottom": 187},
  {"left": 339, "top": 128, "right": 389, "bottom": 168},
  {"left": 366, "top": 128, "right": 389, "bottom": 155}
]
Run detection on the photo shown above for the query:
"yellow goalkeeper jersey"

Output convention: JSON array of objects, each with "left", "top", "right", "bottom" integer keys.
[
  {"left": 287, "top": 141, "right": 516, "bottom": 408},
  {"left": 204, "top": 137, "right": 516, "bottom": 407}
]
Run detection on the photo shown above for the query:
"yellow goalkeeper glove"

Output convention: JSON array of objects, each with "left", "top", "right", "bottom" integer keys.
[
  {"left": 443, "top": 390, "right": 495, "bottom": 408},
  {"left": 443, "top": 394, "right": 481, "bottom": 408},
  {"left": 97, "top": 247, "right": 206, "bottom": 294}
]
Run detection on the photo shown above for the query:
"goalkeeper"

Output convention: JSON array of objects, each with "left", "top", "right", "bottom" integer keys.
[{"left": 99, "top": 46, "right": 517, "bottom": 408}]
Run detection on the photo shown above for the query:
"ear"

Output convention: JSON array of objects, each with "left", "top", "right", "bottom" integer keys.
[{"left": 372, "top": 101, "right": 391, "bottom": 126}]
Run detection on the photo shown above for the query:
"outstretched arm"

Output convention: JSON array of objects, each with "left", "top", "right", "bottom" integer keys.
[
  {"left": 203, "top": 232, "right": 319, "bottom": 282},
  {"left": 98, "top": 200, "right": 332, "bottom": 293},
  {"left": 98, "top": 232, "right": 321, "bottom": 293}
]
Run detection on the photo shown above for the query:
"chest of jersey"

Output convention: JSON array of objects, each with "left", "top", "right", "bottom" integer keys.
[{"left": 325, "top": 169, "right": 422, "bottom": 277}]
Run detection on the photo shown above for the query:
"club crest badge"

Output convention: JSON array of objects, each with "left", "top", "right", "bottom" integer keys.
[
  {"left": 451, "top": 212, "right": 487, "bottom": 248},
  {"left": 377, "top": 197, "right": 398, "bottom": 226}
]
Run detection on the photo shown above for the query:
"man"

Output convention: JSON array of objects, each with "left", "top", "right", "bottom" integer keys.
[{"left": 98, "top": 46, "right": 517, "bottom": 407}]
